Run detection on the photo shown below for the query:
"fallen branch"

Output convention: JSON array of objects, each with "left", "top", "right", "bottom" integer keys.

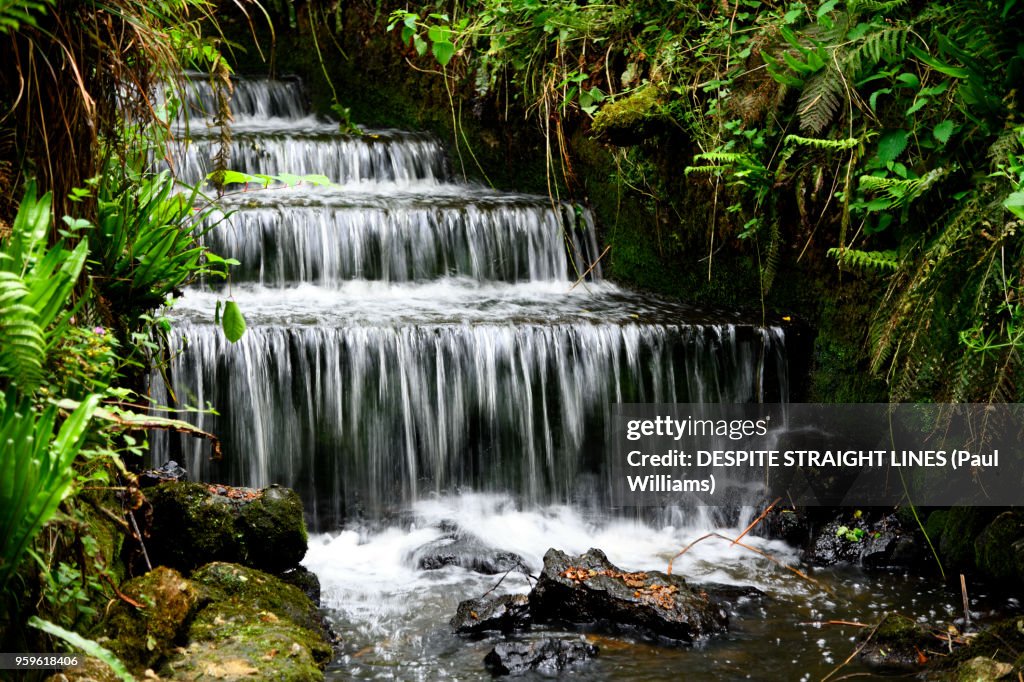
[
  {"left": 732, "top": 497, "right": 781, "bottom": 546},
  {"left": 667, "top": 531, "right": 823, "bottom": 590},
  {"left": 820, "top": 616, "right": 885, "bottom": 682},
  {"left": 568, "top": 245, "right": 611, "bottom": 291},
  {"left": 666, "top": 498, "right": 820, "bottom": 590}
]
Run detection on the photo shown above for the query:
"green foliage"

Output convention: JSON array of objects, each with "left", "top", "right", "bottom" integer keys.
[
  {"left": 0, "top": 392, "right": 99, "bottom": 592},
  {"left": 835, "top": 525, "right": 867, "bottom": 542},
  {"left": 221, "top": 300, "right": 246, "bottom": 344},
  {"left": 827, "top": 247, "right": 900, "bottom": 273},
  {"left": 91, "top": 169, "right": 233, "bottom": 312},
  {"left": 28, "top": 616, "right": 134, "bottom": 681},
  {"left": 0, "top": 184, "right": 88, "bottom": 393}
]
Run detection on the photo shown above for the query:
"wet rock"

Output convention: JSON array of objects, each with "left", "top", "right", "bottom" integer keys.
[
  {"left": 762, "top": 507, "right": 811, "bottom": 546},
  {"left": 411, "top": 533, "right": 526, "bottom": 575},
  {"left": 99, "top": 566, "right": 203, "bottom": 671},
  {"left": 138, "top": 460, "right": 188, "bottom": 488},
  {"left": 807, "top": 514, "right": 920, "bottom": 569},
  {"left": 974, "top": 511, "right": 1024, "bottom": 583},
  {"left": 699, "top": 582, "right": 766, "bottom": 617},
  {"left": 529, "top": 548, "right": 728, "bottom": 643},
  {"left": 162, "top": 562, "right": 334, "bottom": 681},
  {"left": 280, "top": 566, "right": 322, "bottom": 606},
  {"left": 167, "top": 601, "right": 332, "bottom": 681},
  {"left": 190, "top": 562, "right": 330, "bottom": 639},
  {"left": 857, "top": 613, "right": 932, "bottom": 671},
  {"left": 451, "top": 594, "right": 531, "bottom": 635},
  {"left": 807, "top": 518, "right": 870, "bottom": 566},
  {"left": 147, "top": 482, "right": 307, "bottom": 574},
  {"left": 954, "top": 656, "right": 1014, "bottom": 681},
  {"left": 483, "top": 638, "right": 598, "bottom": 675}
]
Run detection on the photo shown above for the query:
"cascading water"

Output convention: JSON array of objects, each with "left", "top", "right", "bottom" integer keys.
[
  {"left": 153, "top": 75, "right": 789, "bottom": 530},
  {"left": 149, "top": 76, "right": 975, "bottom": 681}
]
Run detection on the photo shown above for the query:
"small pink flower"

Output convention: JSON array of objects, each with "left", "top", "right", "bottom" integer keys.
[{"left": 93, "top": 326, "right": 106, "bottom": 335}]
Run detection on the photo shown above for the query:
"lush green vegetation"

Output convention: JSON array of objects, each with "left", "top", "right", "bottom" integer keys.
[
  {"left": 0, "top": 0, "right": 246, "bottom": 662},
  {"left": 387, "top": 0, "right": 1024, "bottom": 402}
]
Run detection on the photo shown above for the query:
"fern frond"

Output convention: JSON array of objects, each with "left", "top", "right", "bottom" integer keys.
[
  {"left": 844, "top": 25, "right": 909, "bottom": 80},
  {"left": 828, "top": 247, "right": 900, "bottom": 273},
  {"left": 784, "top": 134, "right": 859, "bottom": 150},
  {"left": 798, "top": 67, "right": 845, "bottom": 134},
  {"left": 848, "top": 0, "right": 907, "bottom": 18}
]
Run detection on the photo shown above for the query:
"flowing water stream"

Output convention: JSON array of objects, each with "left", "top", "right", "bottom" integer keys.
[{"left": 152, "top": 75, "right": 995, "bottom": 680}]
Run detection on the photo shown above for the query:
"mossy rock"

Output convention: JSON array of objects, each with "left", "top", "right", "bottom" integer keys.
[
  {"left": 190, "top": 562, "right": 328, "bottom": 638},
  {"left": 166, "top": 601, "right": 332, "bottom": 681},
  {"left": 953, "top": 656, "right": 1015, "bottom": 681},
  {"left": 99, "top": 566, "right": 202, "bottom": 671},
  {"left": 974, "top": 511, "right": 1024, "bottom": 583},
  {"left": 925, "top": 510, "right": 949, "bottom": 543},
  {"left": 43, "top": 655, "right": 124, "bottom": 682},
  {"left": 147, "top": 482, "right": 307, "bottom": 574},
  {"left": 857, "top": 613, "right": 931, "bottom": 671},
  {"left": 591, "top": 84, "right": 664, "bottom": 145}
]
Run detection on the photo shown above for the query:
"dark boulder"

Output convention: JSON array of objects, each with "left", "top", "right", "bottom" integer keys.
[
  {"left": 807, "top": 514, "right": 921, "bottom": 569},
  {"left": 146, "top": 481, "right": 307, "bottom": 574},
  {"left": 974, "top": 511, "right": 1024, "bottom": 583},
  {"left": 529, "top": 548, "right": 728, "bottom": 643},
  {"left": 280, "top": 566, "right": 322, "bottom": 607},
  {"left": 410, "top": 533, "right": 526, "bottom": 575},
  {"left": 451, "top": 594, "right": 531, "bottom": 635},
  {"left": 484, "top": 638, "right": 598, "bottom": 675}
]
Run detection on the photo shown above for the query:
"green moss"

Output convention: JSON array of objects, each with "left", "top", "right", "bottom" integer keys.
[
  {"left": 591, "top": 84, "right": 664, "bottom": 144},
  {"left": 147, "top": 482, "right": 308, "bottom": 574},
  {"left": 974, "top": 511, "right": 1024, "bottom": 582},
  {"left": 166, "top": 601, "right": 330, "bottom": 681},
  {"left": 190, "top": 563, "right": 326, "bottom": 637},
  {"left": 100, "top": 566, "right": 201, "bottom": 671},
  {"left": 925, "top": 510, "right": 949, "bottom": 544}
]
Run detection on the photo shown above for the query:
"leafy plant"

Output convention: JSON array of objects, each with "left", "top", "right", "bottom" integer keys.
[
  {"left": 0, "top": 184, "right": 88, "bottom": 394},
  {"left": 91, "top": 168, "right": 233, "bottom": 313},
  {"left": 835, "top": 525, "right": 866, "bottom": 542},
  {"left": 0, "top": 391, "right": 99, "bottom": 592}
]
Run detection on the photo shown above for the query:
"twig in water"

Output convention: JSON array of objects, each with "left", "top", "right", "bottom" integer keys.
[
  {"left": 732, "top": 497, "right": 781, "bottom": 547},
  {"left": 798, "top": 620, "right": 871, "bottom": 628},
  {"left": 568, "top": 245, "right": 611, "bottom": 291},
  {"left": 960, "top": 574, "right": 971, "bottom": 628},
  {"left": 820, "top": 616, "right": 885, "bottom": 682},
  {"left": 667, "top": 531, "right": 823, "bottom": 590}
]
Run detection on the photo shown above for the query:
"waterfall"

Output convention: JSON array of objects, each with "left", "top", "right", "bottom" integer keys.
[{"left": 152, "top": 75, "right": 789, "bottom": 530}]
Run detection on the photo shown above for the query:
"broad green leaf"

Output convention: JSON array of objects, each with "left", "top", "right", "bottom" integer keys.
[
  {"left": 222, "top": 300, "right": 246, "bottom": 343},
  {"left": 932, "top": 120, "right": 955, "bottom": 145},
  {"left": 877, "top": 130, "right": 909, "bottom": 163},
  {"left": 1004, "top": 191, "right": 1024, "bottom": 219},
  {"left": 432, "top": 40, "right": 456, "bottom": 66}
]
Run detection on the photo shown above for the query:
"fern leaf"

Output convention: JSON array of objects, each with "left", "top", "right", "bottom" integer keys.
[
  {"left": 784, "top": 134, "right": 859, "bottom": 150},
  {"left": 798, "top": 67, "right": 845, "bottom": 134},
  {"left": 828, "top": 247, "right": 900, "bottom": 272}
]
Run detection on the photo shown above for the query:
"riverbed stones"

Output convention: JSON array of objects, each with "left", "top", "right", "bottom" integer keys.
[
  {"left": 529, "top": 548, "right": 728, "bottom": 642},
  {"left": 410, "top": 532, "right": 527, "bottom": 575},
  {"left": 451, "top": 594, "right": 532, "bottom": 635},
  {"left": 146, "top": 481, "right": 307, "bottom": 574},
  {"left": 483, "top": 637, "right": 598, "bottom": 675}
]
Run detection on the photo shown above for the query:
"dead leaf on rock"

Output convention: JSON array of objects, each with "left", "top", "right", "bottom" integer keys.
[{"left": 202, "top": 658, "right": 259, "bottom": 677}]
